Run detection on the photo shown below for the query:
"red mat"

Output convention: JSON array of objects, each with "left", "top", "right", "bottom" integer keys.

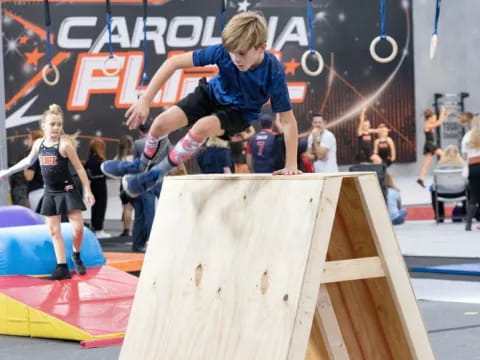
[
  {"left": 405, "top": 206, "right": 453, "bottom": 221},
  {"left": 0, "top": 266, "right": 137, "bottom": 339}
]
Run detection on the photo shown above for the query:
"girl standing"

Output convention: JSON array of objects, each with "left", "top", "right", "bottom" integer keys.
[
  {"left": 0, "top": 104, "right": 95, "bottom": 280},
  {"left": 357, "top": 107, "right": 381, "bottom": 163},
  {"left": 373, "top": 123, "right": 396, "bottom": 167}
]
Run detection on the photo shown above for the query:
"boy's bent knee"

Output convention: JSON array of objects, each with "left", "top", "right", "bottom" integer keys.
[
  {"left": 191, "top": 116, "right": 224, "bottom": 138},
  {"left": 150, "top": 106, "right": 188, "bottom": 137}
]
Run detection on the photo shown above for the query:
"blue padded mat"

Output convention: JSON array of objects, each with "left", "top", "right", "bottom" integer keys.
[{"left": 410, "top": 263, "right": 480, "bottom": 276}]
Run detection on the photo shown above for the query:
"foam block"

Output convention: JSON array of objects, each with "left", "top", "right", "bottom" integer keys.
[
  {"left": 0, "top": 205, "right": 44, "bottom": 228},
  {"left": 0, "top": 223, "right": 105, "bottom": 276}
]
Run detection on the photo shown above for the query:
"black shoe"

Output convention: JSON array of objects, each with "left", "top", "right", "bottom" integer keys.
[
  {"left": 416, "top": 179, "right": 425, "bottom": 188},
  {"left": 119, "top": 229, "right": 130, "bottom": 237},
  {"left": 49, "top": 264, "right": 72, "bottom": 280},
  {"left": 72, "top": 254, "right": 86, "bottom": 275},
  {"left": 132, "top": 246, "right": 146, "bottom": 253}
]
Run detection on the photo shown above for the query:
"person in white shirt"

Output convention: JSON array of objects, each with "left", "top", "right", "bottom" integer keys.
[
  {"left": 461, "top": 114, "right": 480, "bottom": 231},
  {"left": 306, "top": 114, "right": 338, "bottom": 173}
]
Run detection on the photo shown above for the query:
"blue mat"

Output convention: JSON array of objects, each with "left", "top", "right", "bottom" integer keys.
[
  {"left": 410, "top": 263, "right": 480, "bottom": 276},
  {"left": 0, "top": 223, "right": 105, "bottom": 276}
]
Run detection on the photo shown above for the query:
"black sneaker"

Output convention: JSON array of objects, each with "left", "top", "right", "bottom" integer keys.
[
  {"left": 49, "top": 264, "right": 72, "bottom": 280},
  {"left": 72, "top": 254, "right": 87, "bottom": 275},
  {"left": 119, "top": 229, "right": 130, "bottom": 237}
]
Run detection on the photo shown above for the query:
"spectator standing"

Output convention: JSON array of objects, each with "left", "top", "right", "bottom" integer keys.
[
  {"left": 24, "top": 130, "right": 44, "bottom": 212},
  {"left": 85, "top": 138, "right": 110, "bottom": 239},
  {"left": 461, "top": 115, "right": 480, "bottom": 231},
  {"left": 131, "top": 120, "right": 171, "bottom": 252},
  {"left": 306, "top": 114, "right": 338, "bottom": 173},
  {"left": 115, "top": 135, "right": 135, "bottom": 237},
  {"left": 247, "top": 114, "right": 277, "bottom": 173}
]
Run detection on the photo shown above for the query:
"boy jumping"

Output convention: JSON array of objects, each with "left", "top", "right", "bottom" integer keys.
[{"left": 102, "top": 11, "right": 302, "bottom": 196}]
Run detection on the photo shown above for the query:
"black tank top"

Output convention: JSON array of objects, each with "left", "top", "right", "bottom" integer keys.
[
  {"left": 358, "top": 133, "right": 373, "bottom": 156},
  {"left": 39, "top": 139, "right": 74, "bottom": 192},
  {"left": 377, "top": 140, "right": 391, "bottom": 161},
  {"left": 425, "top": 130, "right": 435, "bottom": 143}
]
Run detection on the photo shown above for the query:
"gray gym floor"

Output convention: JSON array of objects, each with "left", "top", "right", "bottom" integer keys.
[{"left": 1, "top": 219, "right": 479, "bottom": 359}]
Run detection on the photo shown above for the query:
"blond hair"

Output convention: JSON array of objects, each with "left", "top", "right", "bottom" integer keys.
[
  {"left": 206, "top": 136, "right": 229, "bottom": 148},
  {"left": 222, "top": 12, "right": 267, "bottom": 53},
  {"left": 170, "top": 163, "right": 188, "bottom": 176},
  {"left": 63, "top": 131, "right": 80, "bottom": 148},
  {"left": 438, "top": 145, "right": 464, "bottom": 166},
  {"left": 469, "top": 114, "right": 480, "bottom": 150},
  {"left": 41, "top": 104, "right": 80, "bottom": 148},
  {"left": 42, "top": 104, "right": 63, "bottom": 123},
  {"left": 459, "top": 112, "right": 473, "bottom": 126}
]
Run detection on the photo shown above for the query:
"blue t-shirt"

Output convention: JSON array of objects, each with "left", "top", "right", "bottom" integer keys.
[
  {"left": 249, "top": 130, "right": 277, "bottom": 173},
  {"left": 192, "top": 44, "right": 292, "bottom": 123}
]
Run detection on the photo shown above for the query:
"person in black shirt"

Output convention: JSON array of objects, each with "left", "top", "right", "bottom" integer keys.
[
  {"left": 25, "top": 130, "right": 44, "bottom": 213},
  {"left": 357, "top": 107, "right": 382, "bottom": 164},
  {"left": 85, "top": 138, "right": 110, "bottom": 239},
  {"left": 417, "top": 107, "right": 451, "bottom": 187},
  {"left": 0, "top": 104, "right": 95, "bottom": 280},
  {"left": 373, "top": 123, "right": 396, "bottom": 167}
]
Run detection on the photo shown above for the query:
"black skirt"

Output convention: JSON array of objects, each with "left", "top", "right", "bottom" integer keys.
[{"left": 40, "top": 188, "right": 86, "bottom": 216}]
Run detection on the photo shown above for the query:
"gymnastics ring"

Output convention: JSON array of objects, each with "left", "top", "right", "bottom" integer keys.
[
  {"left": 102, "top": 55, "right": 122, "bottom": 76},
  {"left": 430, "top": 33, "right": 438, "bottom": 60},
  {"left": 41, "top": 64, "right": 60, "bottom": 86},
  {"left": 369, "top": 35, "right": 398, "bottom": 63},
  {"left": 301, "top": 50, "right": 324, "bottom": 76}
]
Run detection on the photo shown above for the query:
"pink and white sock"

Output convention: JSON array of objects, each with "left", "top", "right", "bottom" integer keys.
[
  {"left": 143, "top": 134, "right": 166, "bottom": 159},
  {"left": 168, "top": 131, "right": 205, "bottom": 165}
]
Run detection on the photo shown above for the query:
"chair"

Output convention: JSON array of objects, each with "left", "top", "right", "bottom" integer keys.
[
  {"left": 433, "top": 168, "right": 468, "bottom": 224},
  {"left": 349, "top": 163, "right": 387, "bottom": 200}
]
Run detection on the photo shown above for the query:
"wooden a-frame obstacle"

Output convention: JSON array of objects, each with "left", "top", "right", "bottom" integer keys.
[{"left": 120, "top": 173, "right": 434, "bottom": 360}]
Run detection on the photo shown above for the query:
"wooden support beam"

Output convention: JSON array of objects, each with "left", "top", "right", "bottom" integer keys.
[{"left": 321, "top": 257, "right": 385, "bottom": 284}]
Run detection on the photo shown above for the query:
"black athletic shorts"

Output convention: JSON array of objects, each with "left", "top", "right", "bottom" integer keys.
[
  {"left": 175, "top": 78, "right": 250, "bottom": 139},
  {"left": 423, "top": 141, "right": 440, "bottom": 155}
]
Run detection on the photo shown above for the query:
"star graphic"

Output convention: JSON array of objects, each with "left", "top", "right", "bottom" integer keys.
[
  {"left": 18, "top": 35, "right": 29, "bottom": 45},
  {"left": 24, "top": 47, "right": 45, "bottom": 66},
  {"left": 237, "top": 0, "right": 251, "bottom": 12},
  {"left": 284, "top": 58, "right": 300, "bottom": 75}
]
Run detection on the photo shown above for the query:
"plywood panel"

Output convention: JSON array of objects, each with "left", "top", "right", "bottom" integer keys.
[
  {"left": 355, "top": 176, "right": 435, "bottom": 359},
  {"left": 119, "top": 173, "right": 433, "bottom": 360},
  {"left": 328, "top": 203, "right": 392, "bottom": 359},
  {"left": 120, "top": 176, "right": 330, "bottom": 360},
  {"left": 289, "top": 177, "right": 342, "bottom": 359},
  {"left": 327, "top": 177, "right": 417, "bottom": 359}
]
